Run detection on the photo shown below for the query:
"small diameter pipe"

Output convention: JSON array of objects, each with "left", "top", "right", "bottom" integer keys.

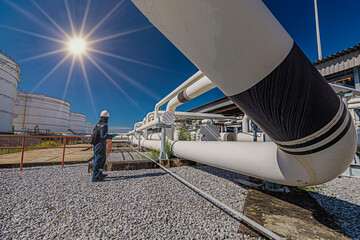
[
  {"left": 128, "top": 145, "right": 284, "bottom": 240},
  {"left": 330, "top": 84, "right": 360, "bottom": 97},
  {"left": 154, "top": 71, "right": 204, "bottom": 119},
  {"left": 166, "top": 76, "right": 216, "bottom": 112},
  {"left": 135, "top": 111, "right": 237, "bottom": 132}
]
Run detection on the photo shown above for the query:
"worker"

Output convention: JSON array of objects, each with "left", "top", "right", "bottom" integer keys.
[{"left": 91, "top": 110, "right": 113, "bottom": 182}]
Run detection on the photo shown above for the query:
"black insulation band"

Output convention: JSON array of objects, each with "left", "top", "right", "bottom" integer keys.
[
  {"left": 280, "top": 114, "right": 351, "bottom": 155},
  {"left": 277, "top": 105, "right": 347, "bottom": 149},
  {"left": 228, "top": 43, "right": 340, "bottom": 141},
  {"left": 178, "top": 90, "right": 189, "bottom": 103}
]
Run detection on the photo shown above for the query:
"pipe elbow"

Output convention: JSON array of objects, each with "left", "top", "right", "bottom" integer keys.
[{"left": 275, "top": 104, "right": 357, "bottom": 186}]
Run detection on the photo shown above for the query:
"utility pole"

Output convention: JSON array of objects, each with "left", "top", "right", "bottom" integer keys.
[{"left": 314, "top": 0, "right": 322, "bottom": 60}]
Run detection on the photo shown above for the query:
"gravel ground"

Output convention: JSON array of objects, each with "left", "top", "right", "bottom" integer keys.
[
  {"left": 0, "top": 164, "right": 256, "bottom": 240},
  {"left": 107, "top": 152, "right": 151, "bottom": 161},
  {"left": 309, "top": 176, "right": 360, "bottom": 239}
]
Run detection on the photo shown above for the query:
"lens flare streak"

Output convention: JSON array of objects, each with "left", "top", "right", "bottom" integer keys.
[
  {"left": 0, "top": 24, "right": 65, "bottom": 44},
  {"left": 64, "top": 0, "right": 76, "bottom": 36},
  {"left": 84, "top": 0, "right": 125, "bottom": 39},
  {"left": 88, "top": 25, "right": 152, "bottom": 44},
  {"left": 31, "top": 53, "right": 71, "bottom": 92},
  {"left": 79, "top": 56, "right": 98, "bottom": 117},
  {"left": 31, "top": 0, "right": 70, "bottom": 39},
  {"left": 19, "top": 49, "right": 67, "bottom": 63},
  {"left": 62, "top": 56, "right": 76, "bottom": 100},
  {"left": 86, "top": 54, "right": 143, "bottom": 111}
]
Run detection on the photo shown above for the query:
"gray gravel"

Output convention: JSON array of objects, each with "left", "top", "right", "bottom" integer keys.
[
  {"left": 309, "top": 176, "right": 360, "bottom": 239},
  {"left": 0, "top": 164, "right": 256, "bottom": 239},
  {"left": 107, "top": 152, "right": 151, "bottom": 161}
]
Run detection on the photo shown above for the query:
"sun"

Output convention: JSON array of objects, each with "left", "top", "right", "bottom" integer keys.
[{"left": 67, "top": 37, "right": 87, "bottom": 56}]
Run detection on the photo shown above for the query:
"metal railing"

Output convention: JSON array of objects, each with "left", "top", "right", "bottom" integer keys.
[{"left": 0, "top": 135, "right": 95, "bottom": 171}]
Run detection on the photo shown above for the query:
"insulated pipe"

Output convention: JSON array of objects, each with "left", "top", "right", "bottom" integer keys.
[
  {"left": 147, "top": 133, "right": 161, "bottom": 140},
  {"left": 237, "top": 132, "right": 265, "bottom": 142},
  {"left": 153, "top": 71, "right": 204, "bottom": 120},
  {"left": 166, "top": 76, "right": 215, "bottom": 112},
  {"left": 135, "top": 111, "right": 237, "bottom": 132},
  {"left": 242, "top": 115, "right": 249, "bottom": 133},
  {"left": 132, "top": 0, "right": 357, "bottom": 184},
  {"left": 348, "top": 103, "right": 360, "bottom": 109}
]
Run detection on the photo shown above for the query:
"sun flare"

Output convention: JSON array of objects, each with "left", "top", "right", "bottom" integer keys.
[{"left": 67, "top": 37, "right": 87, "bottom": 56}]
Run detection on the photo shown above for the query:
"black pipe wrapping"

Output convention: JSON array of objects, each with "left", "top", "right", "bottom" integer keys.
[{"left": 229, "top": 43, "right": 340, "bottom": 142}]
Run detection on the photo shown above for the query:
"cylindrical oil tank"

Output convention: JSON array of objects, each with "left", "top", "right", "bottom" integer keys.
[
  {"left": 13, "top": 91, "right": 71, "bottom": 133},
  {"left": 86, "top": 122, "right": 92, "bottom": 134},
  {"left": 69, "top": 112, "right": 87, "bottom": 135},
  {"left": 0, "top": 52, "right": 21, "bottom": 133}
]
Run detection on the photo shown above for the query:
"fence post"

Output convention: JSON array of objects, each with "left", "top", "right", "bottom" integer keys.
[
  {"left": 61, "top": 137, "right": 66, "bottom": 168},
  {"left": 19, "top": 137, "right": 25, "bottom": 171},
  {"left": 106, "top": 139, "right": 112, "bottom": 158},
  {"left": 7, "top": 137, "right": 10, "bottom": 154}
]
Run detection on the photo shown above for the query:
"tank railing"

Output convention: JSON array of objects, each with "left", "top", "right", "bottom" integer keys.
[{"left": 0, "top": 135, "right": 98, "bottom": 171}]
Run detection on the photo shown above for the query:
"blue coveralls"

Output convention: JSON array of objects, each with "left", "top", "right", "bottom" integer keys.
[{"left": 92, "top": 123, "right": 111, "bottom": 180}]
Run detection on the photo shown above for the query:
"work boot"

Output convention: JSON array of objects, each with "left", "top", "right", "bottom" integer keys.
[{"left": 91, "top": 178, "right": 105, "bottom": 182}]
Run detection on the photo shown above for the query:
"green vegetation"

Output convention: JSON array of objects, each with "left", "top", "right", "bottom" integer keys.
[
  {"left": 295, "top": 185, "right": 325, "bottom": 193},
  {"left": 192, "top": 122, "right": 200, "bottom": 141},
  {"left": 0, "top": 140, "right": 62, "bottom": 155},
  {"left": 177, "top": 124, "right": 191, "bottom": 141},
  {"left": 150, "top": 149, "right": 160, "bottom": 159},
  {"left": 165, "top": 140, "right": 175, "bottom": 158}
]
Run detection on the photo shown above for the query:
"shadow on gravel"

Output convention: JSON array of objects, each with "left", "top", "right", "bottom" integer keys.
[
  {"left": 104, "top": 172, "right": 168, "bottom": 181},
  {"left": 195, "top": 165, "right": 357, "bottom": 239},
  {"left": 309, "top": 191, "right": 360, "bottom": 239}
]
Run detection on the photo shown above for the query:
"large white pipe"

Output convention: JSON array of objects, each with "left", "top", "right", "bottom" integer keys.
[
  {"left": 166, "top": 76, "right": 215, "bottom": 112},
  {"left": 171, "top": 139, "right": 354, "bottom": 186},
  {"left": 132, "top": 0, "right": 356, "bottom": 184}
]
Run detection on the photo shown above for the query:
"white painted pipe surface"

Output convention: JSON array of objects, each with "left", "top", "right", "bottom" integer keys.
[
  {"left": 147, "top": 133, "right": 161, "bottom": 140},
  {"left": 166, "top": 76, "right": 215, "bottom": 112},
  {"left": 242, "top": 115, "right": 249, "bottom": 133},
  {"left": 348, "top": 103, "right": 360, "bottom": 109},
  {"left": 154, "top": 71, "right": 204, "bottom": 119},
  {"left": 236, "top": 132, "right": 264, "bottom": 142},
  {"left": 348, "top": 98, "right": 360, "bottom": 104},
  {"left": 171, "top": 137, "right": 355, "bottom": 186}
]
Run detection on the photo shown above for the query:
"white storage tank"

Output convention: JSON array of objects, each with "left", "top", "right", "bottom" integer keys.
[
  {"left": 69, "top": 112, "right": 87, "bottom": 135},
  {"left": 13, "top": 91, "right": 71, "bottom": 133},
  {"left": 86, "top": 122, "right": 92, "bottom": 134},
  {"left": 0, "top": 51, "right": 21, "bottom": 133}
]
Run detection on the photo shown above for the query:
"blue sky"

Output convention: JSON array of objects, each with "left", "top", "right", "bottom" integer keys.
[{"left": 0, "top": 0, "right": 359, "bottom": 129}]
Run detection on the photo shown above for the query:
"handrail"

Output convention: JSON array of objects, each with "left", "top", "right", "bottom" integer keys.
[
  {"left": 0, "top": 135, "right": 99, "bottom": 171},
  {"left": 330, "top": 77, "right": 351, "bottom": 84}
]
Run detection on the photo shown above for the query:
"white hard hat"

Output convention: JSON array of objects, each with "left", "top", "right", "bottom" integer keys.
[{"left": 100, "top": 110, "right": 110, "bottom": 118}]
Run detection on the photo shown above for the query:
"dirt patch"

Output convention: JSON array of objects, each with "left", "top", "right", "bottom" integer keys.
[{"left": 238, "top": 188, "right": 350, "bottom": 239}]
